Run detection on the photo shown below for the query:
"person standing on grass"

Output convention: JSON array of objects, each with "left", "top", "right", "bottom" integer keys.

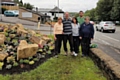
[
  {"left": 77, "top": 11, "right": 85, "bottom": 25},
  {"left": 62, "top": 12, "right": 73, "bottom": 56},
  {"left": 79, "top": 16, "right": 94, "bottom": 57},
  {"left": 71, "top": 17, "right": 80, "bottom": 56},
  {"left": 77, "top": 11, "right": 85, "bottom": 46},
  {"left": 54, "top": 17, "right": 63, "bottom": 56}
]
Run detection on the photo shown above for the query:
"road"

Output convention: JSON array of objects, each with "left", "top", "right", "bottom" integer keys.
[{"left": 93, "top": 26, "right": 120, "bottom": 63}]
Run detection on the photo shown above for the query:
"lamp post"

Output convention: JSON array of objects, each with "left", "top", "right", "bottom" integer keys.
[
  {"left": 0, "top": 0, "right": 2, "bottom": 21},
  {"left": 57, "top": 0, "right": 59, "bottom": 17}
]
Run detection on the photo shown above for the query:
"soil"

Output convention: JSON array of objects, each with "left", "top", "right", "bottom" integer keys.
[{"left": 0, "top": 52, "right": 55, "bottom": 75}]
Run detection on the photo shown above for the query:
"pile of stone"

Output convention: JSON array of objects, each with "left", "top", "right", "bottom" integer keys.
[{"left": 0, "top": 23, "right": 54, "bottom": 70}]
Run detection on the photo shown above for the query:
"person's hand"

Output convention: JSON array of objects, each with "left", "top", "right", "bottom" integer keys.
[
  {"left": 54, "top": 36, "right": 57, "bottom": 40},
  {"left": 79, "top": 37, "right": 82, "bottom": 40},
  {"left": 62, "top": 32, "right": 64, "bottom": 34},
  {"left": 91, "top": 38, "right": 93, "bottom": 40}
]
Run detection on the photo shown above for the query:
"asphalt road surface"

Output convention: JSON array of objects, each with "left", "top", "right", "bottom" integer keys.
[{"left": 93, "top": 26, "right": 120, "bottom": 63}]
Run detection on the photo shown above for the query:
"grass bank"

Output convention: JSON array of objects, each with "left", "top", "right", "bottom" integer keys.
[{"left": 0, "top": 51, "right": 106, "bottom": 80}]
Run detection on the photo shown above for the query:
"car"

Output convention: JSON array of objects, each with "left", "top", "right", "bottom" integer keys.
[
  {"left": 96, "top": 21, "right": 116, "bottom": 33},
  {"left": 90, "top": 21, "right": 95, "bottom": 25},
  {"left": 4, "top": 10, "right": 19, "bottom": 17}
]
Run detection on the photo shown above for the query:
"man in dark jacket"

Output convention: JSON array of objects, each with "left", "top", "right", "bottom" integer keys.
[{"left": 79, "top": 16, "right": 94, "bottom": 57}]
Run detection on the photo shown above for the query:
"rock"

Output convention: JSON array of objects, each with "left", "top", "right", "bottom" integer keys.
[
  {"left": 17, "top": 40, "right": 38, "bottom": 60},
  {"left": 28, "top": 30, "right": 36, "bottom": 36},
  {"left": 19, "top": 40, "right": 28, "bottom": 46},
  {"left": 0, "top": 53, "right": 8, "bottom": 61},
  {"left": 42, "top": 36, "right": 50, "bottom": 41},
  {"left": 0, "top": 33, "right": 6, "bottom": 45},
  {"left": 17, "top": 28, "right": 28, "bottom": 34},
  {"left": 16, "top": 23, "right": 24, "bottom": 29},
  {"left": 11, "top": 25, "right": 17, "bottom": 30},
  {"left": 30, "top": 36, "right": 40, "bottom": 44},
  {"left": 30, "top": 36, "right": 47, "bottom": 46}
]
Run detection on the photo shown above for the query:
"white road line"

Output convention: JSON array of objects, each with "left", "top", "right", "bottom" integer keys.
[
  {"left": 102, "top": 35, "right": 120, "bottom": 42},
  {"left": 96, "top": 38, "right": 111, "bottom": 45}
]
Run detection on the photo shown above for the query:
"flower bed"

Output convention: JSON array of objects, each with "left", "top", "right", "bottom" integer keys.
[{"left": 0, "top": 23, "right": 55, "bottom": 74}]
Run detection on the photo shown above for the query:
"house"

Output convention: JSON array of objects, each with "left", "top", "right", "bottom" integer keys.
[
  {"left": 19, "top": 7, "right": 50, "bottom": 23},
  {"left": 37, "top": 6, "right": 64, "bottom": 21},
  {"left": 1, "top": 0, "right": 19, "bottom": 10}
]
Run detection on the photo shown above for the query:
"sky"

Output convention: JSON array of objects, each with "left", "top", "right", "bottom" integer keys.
[{"left": 23, "top": 0, "right": 99, "bottom": 12}]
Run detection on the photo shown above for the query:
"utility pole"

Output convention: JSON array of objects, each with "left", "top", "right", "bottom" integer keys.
[
  {"left": 57, "top": 0, "right": 59, "bottom": 17},
  {"left": 0, "top": 0, "right": 2, "bottom": 21}
]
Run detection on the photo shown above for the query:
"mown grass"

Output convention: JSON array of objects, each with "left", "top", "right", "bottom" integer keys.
[
  {"left": 0, "top": 35, "right": 107, "bottom": 80},
  {"left": 0, "top": 49, "right": 106, "bottom": 80}
]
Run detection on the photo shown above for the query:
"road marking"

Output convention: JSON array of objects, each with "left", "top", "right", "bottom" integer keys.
[
  {"left": 102, "top": 35, "right": 120, "bottom": 42},
  {"left": 97, "top": 38, "right": 111, "bottom": 45},
  {"left": 110, "top": 47, "right": 120, "bottom": 54}
]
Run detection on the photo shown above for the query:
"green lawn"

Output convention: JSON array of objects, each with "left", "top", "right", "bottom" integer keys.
[{"left": 0, "top": 50, "right": 106, "bottom": 80}]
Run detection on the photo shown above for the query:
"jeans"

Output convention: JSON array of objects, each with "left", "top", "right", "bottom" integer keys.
[
  {"left": 63, "top": 34, "right": 73, "bottom": 52},
  {"left": 73, "top": 36, "right": 80, "bottom": 53}
]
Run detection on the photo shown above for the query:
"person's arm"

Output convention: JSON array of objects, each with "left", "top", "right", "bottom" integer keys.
[
  {"left": 91, "top": 24, "right": 95, "bottom": 39},
  {"left": 53, "top": 23, "right": 57, "bottom": 40},
  {"left": 79, "top": 24, "right": 83, "bottom": 39}
]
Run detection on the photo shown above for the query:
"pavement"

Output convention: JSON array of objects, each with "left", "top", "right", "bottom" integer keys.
[
  {"left": 93, "top": 26, "right": 120, "bottom": 63},
  {"left": 0, "top": 15, "right": 49, "bottom": 27}
]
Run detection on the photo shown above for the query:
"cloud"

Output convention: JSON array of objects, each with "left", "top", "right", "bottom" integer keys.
[{"left": 23, "top": 0, "right": 98, "bottom": 12}]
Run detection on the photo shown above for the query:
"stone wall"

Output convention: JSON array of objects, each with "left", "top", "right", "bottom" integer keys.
[
  {"left": 90, "top": 48, "right": 120, "bottom": 80},
  {"left": 2, "top": 6, "right": 19, "bottom": 10}
]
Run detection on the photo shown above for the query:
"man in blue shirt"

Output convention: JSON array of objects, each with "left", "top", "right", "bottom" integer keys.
[{"left": 79, "top": 16, "right": 94, "bottom": 57}]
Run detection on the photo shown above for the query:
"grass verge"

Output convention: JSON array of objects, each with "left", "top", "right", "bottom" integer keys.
[
  {"left": 0, "top": 50, "right": 106, "bottom": 80},
  {"left": 0, "top": 36, "right": 107, "bottom": 80}
]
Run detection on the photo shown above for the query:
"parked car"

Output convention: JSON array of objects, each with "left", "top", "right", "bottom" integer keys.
[
  {"left": 96, "top": 21, "right": 116, "bottom": 33},
  {"left": 4, "top": 10, "right": 19, "bottom": 17},
  {"left": 90, "top": 21, "right": 95, "bottom": 25}
]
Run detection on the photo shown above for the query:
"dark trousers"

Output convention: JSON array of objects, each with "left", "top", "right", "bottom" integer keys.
[
  {"left": 55, "top": 34, "right": 63, "bottom": 55},
  {"left": 81, "top": 37, "right": 91, "bottom": 56},
  {"left": 63, "top": 34, "right": 73, "bottom": 52},
  {"left": 73, "top": 36, "right": 80, "bottom": 53}
]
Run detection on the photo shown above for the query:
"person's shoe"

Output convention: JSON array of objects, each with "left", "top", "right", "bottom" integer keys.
[
  {"left": 70, "top": 52, "right": 74, "bottom": 56},
  {"left": 81, "top": 54, "right": 85, "bottom": 57},
  {"left": 73, "top": 52, "right": 78, "bottom": 56},
  {"left": 64, "top": 52, "right": 68, "bottom": 56},
  {"left": 55, "top": 55, "right": 58, "bottom": 58},
  {"left": 74, "top": 53, "right": 78, "bottom": 57}
]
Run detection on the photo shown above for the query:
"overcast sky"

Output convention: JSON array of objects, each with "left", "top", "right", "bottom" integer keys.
[{"left": 23, "top": 0, "right": 99, "bottom": 12}]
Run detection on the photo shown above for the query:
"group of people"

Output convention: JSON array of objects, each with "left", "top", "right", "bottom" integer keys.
[{"left": 53, "top": 11, "right": 94, "bottom": 57}]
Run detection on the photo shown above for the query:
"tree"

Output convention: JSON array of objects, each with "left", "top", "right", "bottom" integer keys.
[
  {"left": 111, "top": 0, "right": 120, "bottom": 21},
  {"left": 23, "top": 3, "right": 34, "bottom": 10},
  {"left": 95, "top": 0, "right": 114, "bottom": 21},
  {"left": 19, "top": 0, "right": 23, "bottom": 7},
  {"left": 13, "top": 0, "right": 19, "bottom": 3},
  {"left": 84, "top": 8, "right": 96, "bottom": 21}
]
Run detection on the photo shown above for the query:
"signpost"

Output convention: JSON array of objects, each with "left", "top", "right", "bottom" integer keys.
[{"left": 0, "top": 0, "right": 2, "bottom": 21}]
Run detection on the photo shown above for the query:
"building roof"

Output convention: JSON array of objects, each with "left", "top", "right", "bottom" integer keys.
[
  {"left": 38, "top": 8, "right": 51, "bottom": 12},
  {"left": 1, "top": 0, "right": 16, "bottom": 4},
  {"left": 49, "top": 6, "right": 64, "bottom": 13}
]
